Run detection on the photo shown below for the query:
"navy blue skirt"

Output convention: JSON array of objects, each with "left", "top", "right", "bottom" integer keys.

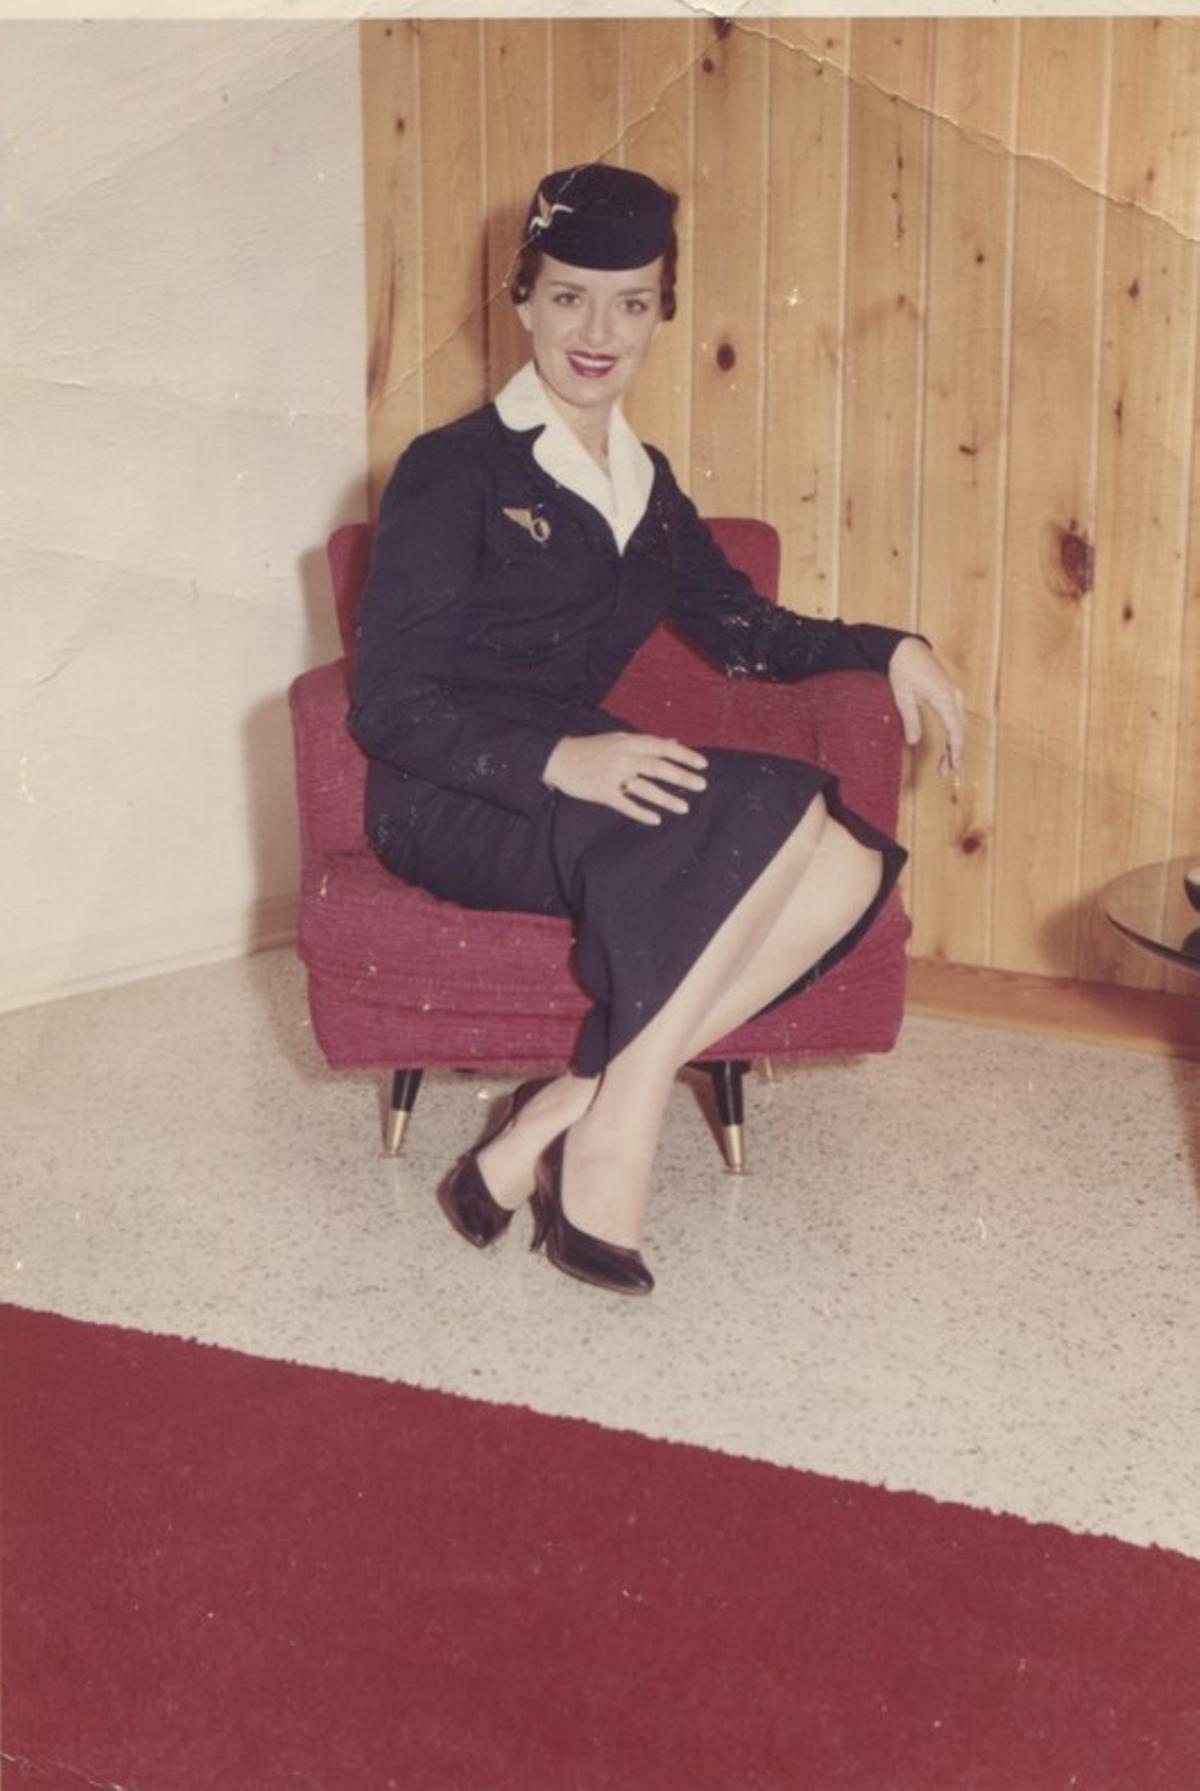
[{"left": 369, "top": 740, "right": 905, "bottom": 1077}]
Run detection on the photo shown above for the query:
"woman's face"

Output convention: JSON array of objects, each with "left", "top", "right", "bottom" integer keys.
[{"left": 516, "top": 252, "right": 662, "bottom": 423}]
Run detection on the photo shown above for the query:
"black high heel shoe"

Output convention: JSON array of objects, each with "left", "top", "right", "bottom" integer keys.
[
  {"left": 530, "top": 1134, "right": 654, "bottom": 1297},
  {"left": 437, "top": 1078, "right": 552, "bottom": 1249}
]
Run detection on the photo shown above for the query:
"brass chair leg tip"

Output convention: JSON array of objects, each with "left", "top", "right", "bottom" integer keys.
[
  {"left": 723, "top": 1124, "right": 746, "bottom": 1174},
  {"left": 384, "top": 1109, "right": 411, "bottom": 1156}
]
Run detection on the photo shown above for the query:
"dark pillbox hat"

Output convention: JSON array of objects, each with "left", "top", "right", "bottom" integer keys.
[{"left": 522, "top": 164, "right": 676, "bottom": 269}]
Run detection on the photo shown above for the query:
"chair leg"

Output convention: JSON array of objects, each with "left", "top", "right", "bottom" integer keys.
[
  {"left": 384, "top": 1068, "right": 424, "bottom": 1155},
  {"left": 704, "top": 1059, "right": 751, "bottom": 1174}
]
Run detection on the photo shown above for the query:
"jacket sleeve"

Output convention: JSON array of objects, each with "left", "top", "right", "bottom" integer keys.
[
  {"left": 347, "top": 432, "right": 560, "bottom": 819},
  {"left": 667, "top": 475, "right": 922, "bottom": 681}
]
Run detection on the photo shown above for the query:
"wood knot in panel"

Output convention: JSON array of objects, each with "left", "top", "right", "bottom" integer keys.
[
  {"left": 959, "top": 830, "right": 985, "bottom": 857},
  {"left": 716, "top": 342, "right": 737, "bottom": 372},
  {"left": 1054, "top": 522, "right": 1094, "bottom": 600}
]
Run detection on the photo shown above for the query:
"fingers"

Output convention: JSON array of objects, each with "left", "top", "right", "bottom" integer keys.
[
  {"left": 620, "top": 773, "right": 691, "bottom": 820},
  {"left": 642, "top": 737, "right": 709, "bottom": 783},
  {"left": 894, "top": 685, "right": 923, "bottom": 748},
  {"left": 926, "top": 692, "right": 962, "bottom": 770},
  {"left": 645, "top": 752, "right": 708, "bottom": 794},
  {"left": 615, "top": 793, "right": 663, "bottom": 826},
  {"left": 928, "top": 684, "right": 967, "bottom": 775},
  {"left": 617, "top": 737, "right": 708, "bottom": 821},
  {"left": 615, "top": 780, "right": 668, "bottom": 824},
  {"left": 892, "top": 668, "right": 968, "bottom": 769}
]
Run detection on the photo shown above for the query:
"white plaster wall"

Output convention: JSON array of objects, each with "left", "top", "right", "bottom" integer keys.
[{"left": 2, "top": 21, "right": 366, "bottom": 1011}]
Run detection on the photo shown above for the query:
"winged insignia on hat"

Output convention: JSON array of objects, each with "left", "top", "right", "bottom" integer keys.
[{"left": 529, "top": 191, "right": 576, "bottom": 237}]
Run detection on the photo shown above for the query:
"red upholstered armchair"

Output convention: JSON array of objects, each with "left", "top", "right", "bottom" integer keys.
[{"left": 289, "top": 520, "right": 911, "bottom": 1168}]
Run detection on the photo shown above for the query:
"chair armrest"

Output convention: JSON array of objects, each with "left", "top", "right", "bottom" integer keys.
[
  {"left": 797, "top": 670, "right": 906, "bottom": 835},
  {"left": 609, "top": 633, "right": 903, "bottom": 835},
  {"left": 288, "top": 659, "right": 367, "bottom": 860}
]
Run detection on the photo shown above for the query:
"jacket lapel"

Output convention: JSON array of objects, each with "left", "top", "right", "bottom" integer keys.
[{"left": 490, "top": 412, "right": 621, "bottom": 560}]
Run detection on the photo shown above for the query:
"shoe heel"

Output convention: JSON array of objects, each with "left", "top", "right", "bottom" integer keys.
[{"left": 437, "top": 1077, "right": 556, "bottom": 1251}]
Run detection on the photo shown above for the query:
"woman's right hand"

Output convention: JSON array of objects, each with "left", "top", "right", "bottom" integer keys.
[{"left": 542, "top": 733, "right": 709, "bottom": 825}]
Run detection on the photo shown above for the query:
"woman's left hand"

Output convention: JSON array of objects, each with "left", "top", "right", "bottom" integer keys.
[{"left": 887, "top": 638, "right": 967, "bottom": 777}]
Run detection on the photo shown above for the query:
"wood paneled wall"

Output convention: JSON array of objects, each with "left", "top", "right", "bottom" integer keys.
[{"left": 361, "top": 17, "right": 1200, "bottom": 998}]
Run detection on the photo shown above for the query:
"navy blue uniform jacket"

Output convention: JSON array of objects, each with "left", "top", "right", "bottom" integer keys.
[{"left": 348, "top": 402, "right": 911, "bottom": 846}]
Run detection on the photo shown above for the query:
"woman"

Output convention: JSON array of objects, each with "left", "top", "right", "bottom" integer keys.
[{"left": 350, "top": 164, "right": 965, "bottom": 1296}]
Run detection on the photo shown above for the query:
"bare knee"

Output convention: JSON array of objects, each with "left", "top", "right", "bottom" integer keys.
[
  {"left": 791, "top": 792, "right": 829, "bottom": 857},
  {"left": 774, "top": 797, "right": 881, "bottom": 920},
  {"left": 815, "top": 818, "right": 885, "bottom": 912}
]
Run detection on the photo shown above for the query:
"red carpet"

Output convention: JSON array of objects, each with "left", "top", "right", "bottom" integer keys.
[{"left": 3, "top": 1304, "right": 1199, "bottom": 1790}]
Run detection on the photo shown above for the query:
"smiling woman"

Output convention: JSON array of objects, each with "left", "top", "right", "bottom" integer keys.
[
  {"left": 517, "top": 258, "right": 662, "bottom": 443},
  {"left": 348, "top": 163, "right": 966, "bottom": 1297}
]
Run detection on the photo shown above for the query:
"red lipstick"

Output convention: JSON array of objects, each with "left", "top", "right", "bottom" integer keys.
[{"left": 567, "top": 353, "right": 617, "bottom": 379}]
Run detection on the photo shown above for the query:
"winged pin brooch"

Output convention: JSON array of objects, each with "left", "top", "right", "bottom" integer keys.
[{"left": 502, "top": 506, "right": 552, "bottom": 545}]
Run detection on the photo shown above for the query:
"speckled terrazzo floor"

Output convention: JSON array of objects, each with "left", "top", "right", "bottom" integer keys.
[{"left": 3, "top": 947, "right": 1199, "bottom": 1557}]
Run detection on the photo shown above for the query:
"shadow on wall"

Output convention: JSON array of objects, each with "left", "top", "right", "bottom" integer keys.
[
  {"left": 1037, "top": 893, "right": 1085, "bottom": 981},
  {"left": 487, "top": 200, "right": 534, "bottom": 396},
  {"left": 243, "top": 476, "right": 367, "bottom": 985}
]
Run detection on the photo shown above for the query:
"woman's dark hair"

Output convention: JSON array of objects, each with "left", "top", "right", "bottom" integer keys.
[{"left": 508, "top": 224, "right": 679, "bottom": 322}]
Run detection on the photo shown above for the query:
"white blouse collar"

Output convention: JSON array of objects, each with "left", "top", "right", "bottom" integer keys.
[{"left": 493, "top": 360, "right": 654, "bottom": 553}]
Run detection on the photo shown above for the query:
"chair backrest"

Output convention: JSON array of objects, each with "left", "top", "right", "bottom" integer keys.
[
  {"left": 325, "top": 515, "right": 780, "bottom": 656},
  {"left": 701, "top": 518, "right": 780, "bottom": 602},
  {"left": 328, "top": 522, "right": 374, "bottom": 653}
]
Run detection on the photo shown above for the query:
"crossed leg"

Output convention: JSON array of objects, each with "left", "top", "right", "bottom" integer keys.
[{"left": 477, "top": 794, "right": 884, "bottom": 1245}]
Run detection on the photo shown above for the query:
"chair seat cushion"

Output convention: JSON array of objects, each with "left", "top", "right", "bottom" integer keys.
[
  {"left": 299, "top": 849, "right": 588, "bottom": 1019},
  {"left": 298, "top": 844, "right": 910, "bottom": 1069}
]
